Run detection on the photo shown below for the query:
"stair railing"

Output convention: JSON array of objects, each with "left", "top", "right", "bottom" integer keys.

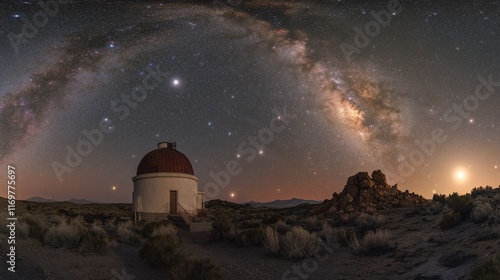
[
  {"left": 176, "top": 203, "right": 192, "bottom": 225},
  {"left": 154, "top": 203, "right": 170, "bottom": 220}
]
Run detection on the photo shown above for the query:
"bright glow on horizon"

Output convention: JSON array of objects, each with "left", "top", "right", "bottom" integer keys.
[{"left": 453, "top": 167, "right": 468, "bottom": 184}]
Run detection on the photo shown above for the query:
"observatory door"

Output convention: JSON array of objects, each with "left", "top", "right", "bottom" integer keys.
[{"left": 170, "top": 191, "right": 177, "bottom": 213}]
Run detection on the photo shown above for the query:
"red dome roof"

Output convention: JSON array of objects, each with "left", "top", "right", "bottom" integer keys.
[{"left": 136, "top": 142, "right": 194, "bottom": 176}]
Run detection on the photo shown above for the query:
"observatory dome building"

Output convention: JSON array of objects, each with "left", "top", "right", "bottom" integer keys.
[{"left": 132, "top": 142, "right": 204, "bottom": 222}]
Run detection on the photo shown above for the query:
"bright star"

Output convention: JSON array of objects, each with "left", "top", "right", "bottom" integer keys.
[{"left": 172, "top": 79, "right": 180, "bottom": 86}]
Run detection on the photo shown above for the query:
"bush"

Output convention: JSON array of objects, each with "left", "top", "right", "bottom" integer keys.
[
  {"left": 318, "top": 222, "right": 335, "bottom": 244},
  {"left": 471, "top": 198, "right": 494, "bottom": 223},
  {"left": 151, "top": 224, "right": 178, "bottom": 238},
  {"left": 432, "top": 193, "right": 446, "bottom": 204},
  {"left": 47, "top": 215, "right": 67, "bottom": 226},
  {"left": 281, "top": 226, "right": 319, "bottom": 259},
  {"left": 342, "top": 228, "right": 392, "bottom": 255},
  {"left": 362, "top": 229, "right": 393, "bottom": 255},
  {"left": 141, "top": 220, "right": 172, "bottom": 238},
  {"left": 447, "top": 193, "right": 473, "bottom": 217},
  {"left": 342, "top": 229, "right": 362, "bottom": 254},
  {"left": 439, "top": 212, "right": 463, "bottom": 230},
  {"left": 356, "top": 213, "right": 385, "bottom": 233},
  {"left": 211, "top": 213, "right": 233, "bottom": 240},
  {"left": 437, "top": 193, "right": 474, "bottom": 229},
  {"left": 70, "top": 216, "right": 87, "bottom": 232},
  {"left": 263, "top": 227, "right": 280, "bottom": 255},
  {"left": 21, "top": 214, "right": 49, "bottom": 242},
  {"left": 169, "top": 258, "right": 222, "bottom": 280},
  {"left": 471, "top": 186, "right": 494, "bottom": 197},
  {"left": 235, "top": 227, "right": 263, "bottom": 247},
  {"left": 117, "top": 221, "right": 142, "bottom": 245},
  {"left": 305, "top": 216, "right": 320, "bottom": 230},
  {"left": 17, "top": 221, "right": 30, "bottom": 238},
  {"left": 263, "top": 214, "right": 282, "bottom": 225},
  {"left": 78, "top": 230, "right": 109, "bottom": 255},
  {"left": 139, "top": 235, "right": 183, "bottom": 267},
  {"left": 470, "top": 254, "right": 500, "bottom": 280},
  {"left": 44, "top": 222, "right": 81, "bottom": 249},
  {"left": 273, "top": 220, "right": 290, "bottom": 234}
]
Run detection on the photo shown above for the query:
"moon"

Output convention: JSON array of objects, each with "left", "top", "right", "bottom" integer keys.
[
  {"left": 453, "top": 168, "right": 468, "bottom": 183},
  {"left": 230, "top": 193, "right": 235, "bottom": 198}
]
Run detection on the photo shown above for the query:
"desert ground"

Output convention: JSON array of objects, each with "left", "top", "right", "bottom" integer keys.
[{"left": 1, "top": 172, "right": 499, "bottom": 280}]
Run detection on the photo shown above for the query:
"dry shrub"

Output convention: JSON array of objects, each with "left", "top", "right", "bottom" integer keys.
[
  {"left": 471, "top": 196, "right": 494, "bottom": 223},
  {"left": 17, "top": 221, "right": 30, "bottom": 238},
  {"left": 273, "top": 220, "right": 290, "bottom": 234},
  {"left": 47, "top": 215, "right": 67, "bottom": 225},
  {"left": 235, "top": 227, "right": 263, "bottom": 247},
  {"left": 362, "top": 229, "right": 392, "bottom": 254},
  {"left": 343, "top": 228, "right": 393, "bottom": 255},
  {"left": 21, "top": 213, "right": 50, "bottom": 241},
  {"left": 281, "top": 226, "right": 319, "bottom": 259},
  {"left": 151, "top": 224, "right": 178, "bottom": 237},
  {"left": 139, "top": 235, "right": 183, "bottom": 267},
  {"left": 304, "top": 215, "right": 320, "bottom": 230},
  {"left": 44, "top": 222, "right": 81, "bottom": 249},
  {"left": 70, "top": 215, "right": 87, "bottom": 231},
  {"left": 263, "top": 227, "right": 280, "bottom": 255},
  {"left": 318, "top": 222, "right": 335, "bottom": 244},
  {"left": 470, "top": 254, "right": 500, "bottom": 280},
  {"left": 117, "top": 221, "right": 142, "bottom": 245},
  {"left": 356, "top": 213, "right": 385, "bottom": 233}
]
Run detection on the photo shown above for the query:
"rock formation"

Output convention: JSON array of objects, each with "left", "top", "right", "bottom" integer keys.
[{"left": 322, "top": 170, "right": 427, "bottom": 216}]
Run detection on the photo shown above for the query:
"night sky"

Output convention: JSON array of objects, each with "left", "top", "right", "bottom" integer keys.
[{"left": 0, "top": 0, "right": 499, "bottom": 203}]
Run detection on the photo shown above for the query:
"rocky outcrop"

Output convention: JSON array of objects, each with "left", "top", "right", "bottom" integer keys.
[{"left": 323, "top": 170, "right": 427, "bottom": 216}]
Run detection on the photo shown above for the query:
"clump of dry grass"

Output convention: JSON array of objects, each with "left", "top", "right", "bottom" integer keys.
[
  {"left": 117, "top": 221, "right": 142, "bottom": 245},
  {"left": 318, "top": 221, "right": 335, "bottom": 244},
  {"left": 471, "top": 196, "right": 494, "bottom": 223},
  {"left": 17, "top": 221, "right": 30, "bottom": 238},
  {"left": 273, "top": 220, "right": 290, "bottom": 234},
  {"left": 304, "top": 215, "right": 320, "bottom": 230},
  {"left": 281, "top": 226, "right": 319, "bottom": 259},
  {"left": 47, "top": 215, "right": 67, "bottom": 225},
  {"left": 342, "top": 228, "right": 393, "bottom": 255},
  {"left": 362, "top": 229, "right": 392, "bottom": 253},
  {"left": 356, "top": 213, "right": 385, "bottom": 233},
  {"left": 151, "top": 224, "right": 178, "bottom": 237},
  {"left": 263, "top": 226, "right": 280, "bottom": 255},
  {"left": 44, "top": 222, "right": 81, "bottom": 248}
]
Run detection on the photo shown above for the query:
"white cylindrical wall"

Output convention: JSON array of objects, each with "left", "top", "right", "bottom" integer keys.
[{"left": 132, "top": 172, "right": 199, "bottom": 214}]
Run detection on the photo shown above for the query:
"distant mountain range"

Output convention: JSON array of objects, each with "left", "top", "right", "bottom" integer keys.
[
  {"left": 24, "top": 197, "right": 319, "bottom": 207},
  {"left": 244, "top": 198, "right": 322, "bottom": 208},
  {"left": 27, "top": 197, "right": 103, "bottom": 204}
]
